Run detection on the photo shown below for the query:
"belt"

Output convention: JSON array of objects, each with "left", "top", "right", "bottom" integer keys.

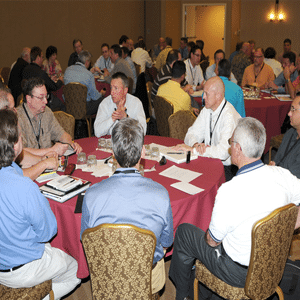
[{"left": 0, "top": 264, "right": 25, "bottom": 272}]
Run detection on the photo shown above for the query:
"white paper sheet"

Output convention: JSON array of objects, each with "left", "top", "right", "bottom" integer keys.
[
  {"left": 159, "top": 165, "right": 202, "bottom": 183},
  {"left": 171, "top": 181, "right": 204, "bottom": 195}
]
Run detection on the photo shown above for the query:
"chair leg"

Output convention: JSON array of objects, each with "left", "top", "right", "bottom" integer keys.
[
  {"left": 194, "top": 278, "right": 199, "bottom": 300},
  {"left": 275, "top": 286, "right": 284, "bottom": 300},
  {"left": 86, "top": 118, "right": 91, "bottom": 138},
  {"left": 49, "top": 290, "right": 55, "bottom": 300}
]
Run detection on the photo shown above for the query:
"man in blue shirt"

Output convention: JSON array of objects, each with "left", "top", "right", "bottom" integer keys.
[
  {"left": 0, "top": 110, "right": 80, "bottom": 299},
  {"left": 217, "top": 59, "right": 246, "bottom": 117},
  {"left": 81, "top": 117, "right": 173, "bottom": 293},
  {"left": 266, "top": 52, "right": 298, "bottom": 94},
  {"left": 64, "top": 50, "right": 106, "bottom": 115},
  {"left": 179, "top": 37, "right": 189, "bottom": 60}
]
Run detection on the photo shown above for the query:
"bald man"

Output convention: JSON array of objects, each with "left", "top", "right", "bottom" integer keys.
[
  {"left": 153, "top": 37, "right": 166, "bottom": 59},
  {"left": 175, "top": 77, "right": 241, "bottom": 180},
  {"left": 232, "top": 42, "right": 252, "bottom": 86}
]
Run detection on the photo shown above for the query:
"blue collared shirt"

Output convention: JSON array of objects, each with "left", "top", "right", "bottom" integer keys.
[
  {"left": 81, "top": 167, "right": 173, "bottom": 263},
  {"left": 274, "top": 70, "right": 299, "bottom": 94},
  {"left": 64, "top": 62, "right": 102, "bottom": 102},
  {"left": 236, "top": 159, "right": 264, "bottom": 176},
  {"left": 0, "top": 162, "right": 57, "bottom": 269}
]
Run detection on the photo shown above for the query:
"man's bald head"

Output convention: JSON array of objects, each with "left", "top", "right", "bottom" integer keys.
[
  {"left": 203, "top": 77, "right": 225, "bottom": 111},
  {"left": 241, "top": 42, "right": 251, "bottom": 57},
  {"left": 21, "top": 47, "right": 31, "bottom": 63}
]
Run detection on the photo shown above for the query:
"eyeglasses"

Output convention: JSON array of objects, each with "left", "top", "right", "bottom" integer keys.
[
  {"left": 228, "top": 138, "right": 238, "bottom": 145},
  {"left": 31, "top": 94, "right": 49, "bottom": 101},
  {"left": 290, "top": 106, "right": 300, "bottom": 112}
]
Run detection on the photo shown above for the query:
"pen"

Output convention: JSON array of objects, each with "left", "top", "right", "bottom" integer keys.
[
  {"left": 56, "top": 141, "right": 75, "bottom": 150},
  {"left": 167, "top": 152, "right": 184, "bottom": 154}
]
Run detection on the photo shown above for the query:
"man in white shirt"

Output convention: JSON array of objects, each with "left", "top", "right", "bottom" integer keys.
[
  {"left": 131, "top": 40, "right": 152, "bottom": 73},
  {"left": 94, "top": 72, "right": 146, "bottom": 137},
  {"left": 174, "top": 76, "right": 241, "bottom": 180},
  {"left": 184, "top": 45, "right": 205, "bottom": 91},
  {"left": 169, "top": 117, "right": 300, "bottom": 300},
  {"left": 91, "top": 43, "right": 114, "bottom": 73}
]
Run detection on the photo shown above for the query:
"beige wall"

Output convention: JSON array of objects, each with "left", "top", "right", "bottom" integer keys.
[
  {"left": 0, "top": 1, "right": 144, "bottom": 71},
  {"left": 240, "top": 0, "right": 300, "bottom": 59}
]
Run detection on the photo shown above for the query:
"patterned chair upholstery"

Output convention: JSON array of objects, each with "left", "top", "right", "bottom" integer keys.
[
  {"left": 63, "top": 82, "right": 93, "bottom": 137},
  {"left": 194, "top": 203, "right": 298, "bottom": 300},
  {"left": 269, "top": 134, "right": 284, "bottom": 162},
  {"left": 54, "top": 111, "right": 75, "bottom": 140},
  {"left": 153, "top": 96, "right": 174, "bottom": 137},
  {"left": 0, "top": 279, "right": 54, "bottom": 300},
  {"left": 82, "top": 223, "right": 160, "bottom": 300},
  {"left": 168, "top": 110, "right": 196, "bottom": 141},
  {"left": 0, "top": 67, "right": 10, "bottom": 86}
]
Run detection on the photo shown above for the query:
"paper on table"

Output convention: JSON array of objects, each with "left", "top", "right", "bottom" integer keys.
[
  {"left": 171, "top": 181, "right": 204, "bottom": 195},
  {"left": 159, "top": 165, "right": 202, "bottom": 183}
]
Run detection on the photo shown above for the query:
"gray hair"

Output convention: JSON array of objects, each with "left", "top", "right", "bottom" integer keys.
[
  {"left": 78, "top": 50, "right": 91, "bottom": 64},
  {"left": 234, "top": 117, "right": 266, "bottom": 158},
  {"left": 0, "top": 86, "right": 12, "bottom": 110},
  {"left": 112, "top": 118, "right": 144, "bottom": 168}
]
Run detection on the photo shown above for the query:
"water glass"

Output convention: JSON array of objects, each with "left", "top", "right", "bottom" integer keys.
[
  {"left": 98, "top": 138, "right": 106, "bottom": 149},
  {"left": 151, "top": 147, "right": 159, "bottom": 158},
  {"left": 87, "top": 155, "right": 97, "bottom": 167},
  {"left": 77, "top": 152, "right": 87, "bottom": 165}
]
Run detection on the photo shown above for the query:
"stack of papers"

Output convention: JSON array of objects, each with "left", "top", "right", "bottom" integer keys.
[{"left": 159, "top": 165, "right": 204, "bottom": 195}]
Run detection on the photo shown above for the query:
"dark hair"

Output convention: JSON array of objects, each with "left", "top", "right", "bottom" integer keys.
[
  {"left": 172, "top": 61, "right": 186, "bottom": 79},
  {"left": 119, "top": 35, "right": 129, "bottom": 45},
  {"left": 284, "top": 38, "right": 291, "bottom": 45},
  {"left": 112, "top": 72, "right": 129, "bottom": 88},
  {"left": 112, "top": 118, "right": 144, "bottom": 168},
  {"left": 0, "top": 110, "right": 19, "bottom": 169},
  {"left": 236, "top": 42, "right": 243, "bottom": 51},
  {"left": 165, "top": 37, "right": 172, "bottom": 47},
  {"left": 166, "top": 49, "right": 180, "bottom": 65},
  {"left": 46, "top": 46, "right": 57, "bottom": 60},
  {"left": 218, "top": 59, "right": 231, "bottom": 78},
  {"left": 196, "top": 40, "right": 204, "bottom": 50},
  {"left": 111, "top": 44, "right": 122, "bottom": 58},
  {"left": 214, "top": 49, "right": 225, "bottom": 60},
  {"left": 73, "top": 39, "right": 82, "bottom": 47},
  {"left": 181, "top": 37, "right": 188, "bottom": 44},
  {"left": 30, "top": 46, "right": 42, "bottom": 63},
  {"left": 264, "top": 47, "right": 276, "bottom": 59},
  {"left": 137, "top": 40, "right": 146, "bottom": 49},
  {"left": 188, "top": 41, "right": 196, "bottom": 49},
  {"left": 22, "top": 77, "right": 45, "bottom": 101},
  {"left": 101, "top": 43, "right": 109, "bottom": 49},
  {"left": 190, "top": 45, "right": 201, "bottom": 55},
  {"left": 121, "top": 47, "right": 130, "bottom": 56},
  {"left": 283, "top": 52, "right": 296, "bottom": 65}
]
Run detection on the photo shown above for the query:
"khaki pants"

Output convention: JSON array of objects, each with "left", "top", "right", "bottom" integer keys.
[{"left": 152, "top": 257, "right": 166, "bottom": 294}]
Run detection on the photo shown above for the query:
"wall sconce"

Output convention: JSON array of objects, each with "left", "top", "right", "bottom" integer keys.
[{"left": 269, "top": 0, "right": 285, "bottom": 22}]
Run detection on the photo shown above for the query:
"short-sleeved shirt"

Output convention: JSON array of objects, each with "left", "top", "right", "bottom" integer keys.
[{"left": 16, "top": 103, "right": 65, "bottom": 149}]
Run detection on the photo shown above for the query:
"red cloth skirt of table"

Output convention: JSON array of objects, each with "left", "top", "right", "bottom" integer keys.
[
  {"left": 193, "top": 93, "right": 291, "bottom": 154},
  {"left": 48, "top": 135, "right": 225, "bottom": 278}
]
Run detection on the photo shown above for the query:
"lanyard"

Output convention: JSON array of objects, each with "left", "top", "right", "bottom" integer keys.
[
  {"left": 188, "top": 60, "right": 197, "bottom": 86},
  {"left": 22, "top": 103, "right": 41, "bottom": 149},
  {"left": 254, "top": 63, "right": 265, "bottom": 82},
  {"left": 114, "top": 169, "right": 140, "bottom": 175},
  {"left": 209, "top": 100, "right": 227, "bottom": 146}
]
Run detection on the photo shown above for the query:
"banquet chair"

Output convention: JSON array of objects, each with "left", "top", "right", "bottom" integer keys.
[
  {"left": 82, "top": 223, "right": 160, "bottom": 300},
  {"left": 153, "top": 96, "right": 174, "bottom": 137},
  {"left": 168, "top": 110, "right": 196, "bottom": 140},
  {"left": 194, "top": 203, "right": 298, "bottom": 300},
  {"left": 0, "top": 279, "right": 54, "bottom": 300},
  {"left": 269, "top": 134, "right": 284, "bottom": 162},
  {"left": 0, "top": 67, "right": 10, "bottom": 86},
  {"left": 146, "top": 81, "right": 153, "bottom": 117},
  {"left": 134, "top": 62, "right": 141, "bottom": 77},
  {"left": 54, "top": 111, "right": 75, "bottom": 140},
  {"left": 63, "top": 82, "right": 93, "bottom": 137}
]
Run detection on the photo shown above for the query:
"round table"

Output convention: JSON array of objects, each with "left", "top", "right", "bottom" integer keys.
[{"left": 48, "top": 135, "right": 225, "bottom": 278}]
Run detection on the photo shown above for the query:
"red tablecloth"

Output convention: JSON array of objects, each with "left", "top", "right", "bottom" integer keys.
[
  {"left": 52, "top": 79, "right": 111, "bottom": 103},
  {"left": 48, "top": 135, "right": 225, "bottom": 278},
  {"left": 194, "top": 93, "right": 291, "bottom": 153}
]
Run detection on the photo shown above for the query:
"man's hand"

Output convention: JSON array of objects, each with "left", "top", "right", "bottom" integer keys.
[
  {"left": 182, "top": 84, "right": 194, "bottom": 95},
  {"left": 269, "top": 161, "right": 276, "bottom": 166},
  {"left": 283, "top": 66, "right": 291, "bottom": 80},
  {"left": 112, "top": 107, "right": 127, "bottom": 122},
  {"left": 43, "top": 157, "right": 59, "bottom": 171},
  {"left": 103, "top": 69, "right": 110, "bottom": 78},
  {"left": 91, "top": 66, "right": 101, "bottom": 74},
  {"left": 196, "top": 81, "right": 205, "bottom": 91},
  {"left": 172, "top": 144, "right": 192, "bottom": 152},
  {"left": 205, "top": 230, "right": 221, "bottom": 247},
  {"left": 100, "top": 89, "right": 106, "bottom": 97},
  {"left": 51, "top": 143, "right": 69, "bottom": 156},
  {"left": 71, "top": 142, "right": 82, "bottom": 154},
  {"left": 193, "top": 143, "right": 208, "bottom": 155},
  {"left": 265, "top": 81, "right": 278, "bottom": 90},
  {"left": 42, "top": 151, "right": 58, "bottom": 161},
  {"left": 193, "top": 108, "right": 199, "bottom": 116}
]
